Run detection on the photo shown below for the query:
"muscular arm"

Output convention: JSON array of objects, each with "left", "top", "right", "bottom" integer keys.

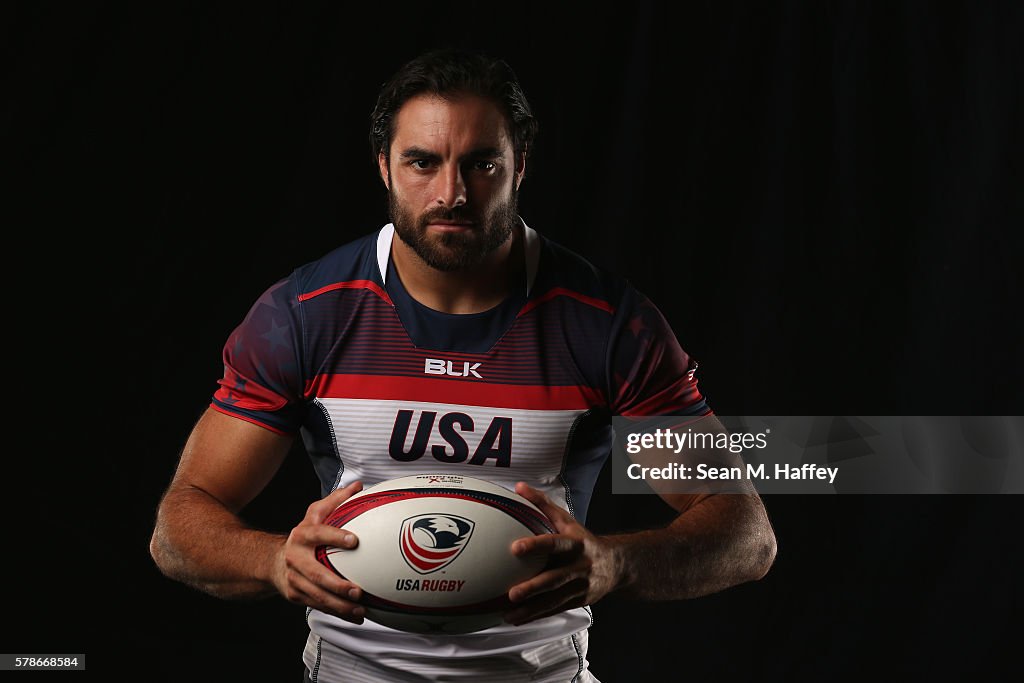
[
  {"left": 603, "top": 491, "right": 776, "bottom": 601},
  {"left": 508, "top": 486, "right": 775, "bottom": 622},
  {"left": 149, "top": 408, "right": 367, "bottom": 622},
  {"left": 604, "top": 412, "right": 776, "bottom": 599},
  {"left": 149, "top": 408, "right": 293, "bottom": 598}
]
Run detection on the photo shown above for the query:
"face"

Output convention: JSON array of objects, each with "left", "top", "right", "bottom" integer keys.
[{"left": 380, "top": 93, "right": 525, "bottom": 272}]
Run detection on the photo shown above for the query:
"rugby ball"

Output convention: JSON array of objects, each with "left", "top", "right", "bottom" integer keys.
[{"left": 315, "top": 474, "right": 555, "bottom": 634}]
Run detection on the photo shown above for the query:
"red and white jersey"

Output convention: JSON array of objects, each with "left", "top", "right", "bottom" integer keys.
[{"left": 211, "top": 220, "right": 710, "bottom": 666}]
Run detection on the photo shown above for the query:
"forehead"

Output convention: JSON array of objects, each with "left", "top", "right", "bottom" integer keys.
[{"left": 391, "top": 93, "right": 512, "bottom": 153}]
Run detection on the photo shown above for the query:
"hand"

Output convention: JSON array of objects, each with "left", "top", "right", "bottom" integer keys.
[
  {"left": 504, "top": 482, "right": 624, "bottom": 626},
  {"left": 272, "top": 480, "right": 367, "bottom": 624}
]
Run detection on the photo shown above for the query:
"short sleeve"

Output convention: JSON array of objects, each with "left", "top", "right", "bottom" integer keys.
[
  {"left": 210, "top": 275, "right": 306, "bottom": 434},
  {"left": 607, "top": 286, "right": 710, "bottom": 418}
]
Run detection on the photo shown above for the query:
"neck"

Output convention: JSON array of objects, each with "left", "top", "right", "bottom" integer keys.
[{"left": 391, "top": 223, "right": 523, "bottom": 314}]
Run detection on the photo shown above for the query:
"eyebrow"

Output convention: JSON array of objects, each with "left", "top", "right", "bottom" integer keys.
[{"left": 398, "top": 146, "right": 505, "bottom": 161}]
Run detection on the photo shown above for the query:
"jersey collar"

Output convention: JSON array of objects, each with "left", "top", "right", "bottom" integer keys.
[{"left": 375, "top": 217, "right": 540, "bottom": 297}]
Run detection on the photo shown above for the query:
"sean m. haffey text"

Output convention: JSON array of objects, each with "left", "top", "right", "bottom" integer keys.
[{"left": 622, "top": 426, "right": 839, "bottom": 485}]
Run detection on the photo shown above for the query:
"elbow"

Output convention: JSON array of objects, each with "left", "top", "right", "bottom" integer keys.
[
  {"left": 745, "top": 497, "right": 774, "bottom": 581},
  {"left": 149, "top": 517, "right": 185, "bottom": 582},
  {"left": 149, "top": 526, "right": 173, "bottom": 578},
  {"left": 753, "top": 527, "right": 777, "bottom": 580},
  {"left": 149, "top": 488, "right": 196, "bottom": 583},
  {"left": 746, "top": 507, "right": 777, "bottom": 581}
]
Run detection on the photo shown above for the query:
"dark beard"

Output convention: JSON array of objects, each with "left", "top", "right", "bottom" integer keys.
[{"left": 389, "top": 191, "right": 519, "bottom": 272}]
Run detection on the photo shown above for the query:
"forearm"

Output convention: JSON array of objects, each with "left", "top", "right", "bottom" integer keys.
[
  {"left": 150, "top": 485, "right": 285, "bottom": 600},
  {"left": 607, "top": 494, "right": 776, "bottom": 600}
]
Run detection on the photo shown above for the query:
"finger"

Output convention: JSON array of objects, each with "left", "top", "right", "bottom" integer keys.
[
  {"left": 505, "top": 580, "right": 587, "bottom": 625},
  {"left": 288, "top": 572, "right": 366, "bottom": 624},
  {"left": 511, "top": 534, "right": 580, "bottom": 558},
  {"left": 514, "top": 482, "right": 574, "bottom": 526},
  {"left": 297, "top": 550, "right": 365, "bottom": 600},
  {"left": 507, "top": 564, "right": 579, "bottom": 603},
  {"left": 289, "top": 560, "right": 364, "bottom": 604},
  {"left": 308, "top": 480, "right": 364, "bottom": 523},
  {"left": 293, "top": 521, "right": 360, "bottom": 551}
]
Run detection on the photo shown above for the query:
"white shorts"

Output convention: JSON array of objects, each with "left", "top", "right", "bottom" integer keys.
[{"left": 303, "top": 628, "right": 600, "bottom": 682}]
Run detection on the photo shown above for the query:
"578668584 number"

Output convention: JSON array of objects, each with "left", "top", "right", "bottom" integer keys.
[
  {"left": 17, "top": 657, "right": 78, "bottom": 668},
  {"left": 1, "top": 654, "right": 85, "bottom": 671}
]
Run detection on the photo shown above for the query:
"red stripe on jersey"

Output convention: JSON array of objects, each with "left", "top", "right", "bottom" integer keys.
[
  {"left": 297, "top": 280, "right": 393, "bottom": 305},
  {"left": 209, "top": 403, "right": 293, "bottom": 435},
  {"left": 304, "top": 374, "right": 602, "bottom": 410},
  {"left": 215, "top": 367, "right": 290, "bottom": 411},
  {"left": 616, "top": 379, "right": 707, "bottom": 417},
  {"left": 517, "top": 287, "right": 615, "bottom": 317}
]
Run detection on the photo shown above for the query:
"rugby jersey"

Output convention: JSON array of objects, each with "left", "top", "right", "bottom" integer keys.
[{"left": 211, "top": 220, "right": 709, "bottom": 662}]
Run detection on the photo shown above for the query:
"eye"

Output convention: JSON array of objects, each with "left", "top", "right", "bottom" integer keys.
[
  {"left": 410, "top": 159, "right": 433, "bottom": 170},
  {"left": 473, "top": 161, "right": 496, "bottom": 172}
]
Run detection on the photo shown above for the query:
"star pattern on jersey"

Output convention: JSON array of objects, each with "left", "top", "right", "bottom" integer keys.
[
  {"left": 261, "top": 319, "right": 290, "bottom": 353},
  {"left": 244, "top": 281, "right": 289, "bottom": 323},
  {"left": 627, "top": 314, "right": 648, "bottom": 338},
  {"left": 217, "top": 359, "right": 250, "bottom": 406}
]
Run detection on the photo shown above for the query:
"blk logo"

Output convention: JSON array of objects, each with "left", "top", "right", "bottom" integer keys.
[
  {"left": 424, "top": 358, "right": 483, "bottom": 379},
  {"left": 400, "top": 514, "right": 474, "bottom": 574}
]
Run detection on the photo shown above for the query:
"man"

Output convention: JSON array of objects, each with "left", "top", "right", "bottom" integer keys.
[{"left": 150, "top": 48, "right": 777, "bottom": 682}]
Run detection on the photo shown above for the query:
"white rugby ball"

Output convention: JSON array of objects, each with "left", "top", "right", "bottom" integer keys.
[{"left": 315, "top": 474, "right": 555, "bottom": 634}]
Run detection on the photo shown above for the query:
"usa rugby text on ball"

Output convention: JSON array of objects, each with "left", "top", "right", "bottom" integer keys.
[
  {"left": 627, "top": 462, "right": 839, "bottom": 484},
  {"left": 395, "top": 579, "right": 467, "bottom": 592}
]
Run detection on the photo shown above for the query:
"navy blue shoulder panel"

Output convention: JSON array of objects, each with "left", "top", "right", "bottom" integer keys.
[
  {"left": 291, "top": 229, "right": 383, "bottom": 295},
  {"left": 530, "top": 235, "right": 631, "bottom": 311}
]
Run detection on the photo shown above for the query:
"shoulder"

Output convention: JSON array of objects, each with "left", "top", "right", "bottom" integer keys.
[
  {"left": 530, "top": 230, "right": 632, "bottom": 315},
  {"left": 288, "top": 228, "right": 385, "bottom": 298}
]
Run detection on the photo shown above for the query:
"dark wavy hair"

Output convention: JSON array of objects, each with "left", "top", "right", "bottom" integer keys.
[{"left": 370, "top": 48, "right": 538, "bottom": 163}]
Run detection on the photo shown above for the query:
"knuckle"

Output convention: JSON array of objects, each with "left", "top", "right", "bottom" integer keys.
[
  {"left": 285, "top": 545, "right": 308, "bottom": 568},
  {"left": 290, "top": 525, "right": 311, "bottom": 545},
  {"left": 318, "top": 571, "right": 343, "bottom": 592},
  {"left": 284, "top": 565, "right": 298, "bottom": 583},
  {"left": 282, "top": 584, "right": 301, "bottom": 602}
]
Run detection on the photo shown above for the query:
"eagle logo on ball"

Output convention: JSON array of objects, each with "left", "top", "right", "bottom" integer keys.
[{"left": 399, "top": 514, "right": 475, "bottom": 574}]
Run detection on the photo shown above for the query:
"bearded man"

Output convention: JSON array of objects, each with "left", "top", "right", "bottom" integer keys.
[{"left": 150, "top": 48, "right": 776, "bottom": 683}]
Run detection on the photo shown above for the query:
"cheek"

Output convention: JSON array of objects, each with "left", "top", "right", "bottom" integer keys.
[
  {"left": 391, "top": 176, "right": 431, "bottom": 206},
  {"left": 471, "top": 175, "right": 514, "bottom": 208}
]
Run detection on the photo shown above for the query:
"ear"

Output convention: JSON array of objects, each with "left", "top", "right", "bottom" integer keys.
[
  {"left": 514, "top": 148, "right": 527, "bottom": 191},
  {"left": 378, "top": 151, "right": 390, "bottom": 191}
]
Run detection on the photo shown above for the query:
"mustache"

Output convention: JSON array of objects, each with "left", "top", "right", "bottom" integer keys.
[{"left": 417, "top": 207, "right": 478, "bottom": 225}]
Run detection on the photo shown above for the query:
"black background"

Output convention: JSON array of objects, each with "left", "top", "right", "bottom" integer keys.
[{"left": 10, "top": 2, "right": 1023, "bottom": 680}]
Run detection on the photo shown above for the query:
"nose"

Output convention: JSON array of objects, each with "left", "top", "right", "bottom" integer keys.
[{"left": 434, "top": 163, "right": 467, "bottom": 208}]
